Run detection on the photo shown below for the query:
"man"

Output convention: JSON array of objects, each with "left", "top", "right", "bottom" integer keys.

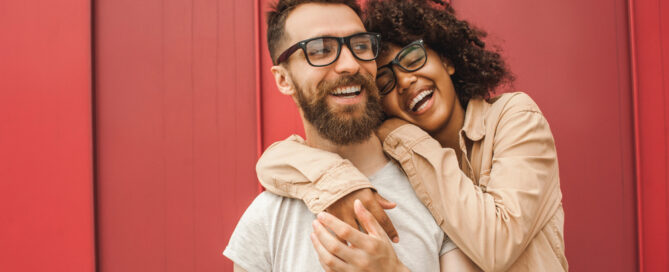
[{"left": 223, "top": 0, "right": 478, "bottom": 271}]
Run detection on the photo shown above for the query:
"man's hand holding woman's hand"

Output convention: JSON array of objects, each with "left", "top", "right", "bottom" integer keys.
[{"left": 311, "top": 199, "right": 410, "bottom": 272}]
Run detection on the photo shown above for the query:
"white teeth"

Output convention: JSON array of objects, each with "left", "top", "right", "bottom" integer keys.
[
  {"left": 409, "top": 89, "right": 434, "bottom": 111},
  {"left": 332, "top": 85, "right": 361, "bottom": 95}
]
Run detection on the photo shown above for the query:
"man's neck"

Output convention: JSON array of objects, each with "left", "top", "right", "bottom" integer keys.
[{"left": 303, "top": 122, "right": 389, "bottom": 177}]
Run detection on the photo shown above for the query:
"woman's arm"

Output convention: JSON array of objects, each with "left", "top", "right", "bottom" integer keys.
[
  {"left": 381, "top": 96, "right": 563, "bottom": 271},
  {"left": 440, "top": 249, "right": 481, "bottom": 272},
  {"left": 256, "top": 135, "right": 373, "bottom": 213},
  {"left": 256, "top": 135, "right": 399, "bottom": 242}
]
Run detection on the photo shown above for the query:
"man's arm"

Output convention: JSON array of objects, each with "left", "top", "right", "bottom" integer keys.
[{"left": 256, "top": 135, "right": 399, "bottom": 242}]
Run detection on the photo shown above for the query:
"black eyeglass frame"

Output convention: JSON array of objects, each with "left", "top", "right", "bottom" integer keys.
[
  {"left": 376, "top": 39, "right": 427, "bottom": 95},
  {"left": 274, "top": 32, "right": 382, "bottom": 67}
]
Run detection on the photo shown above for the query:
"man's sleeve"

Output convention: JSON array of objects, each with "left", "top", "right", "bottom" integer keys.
[
  {"left": 256, "top": 135, "right": 374, "bottom": 213},
  {"left": 223, "top": 195, "right": 273, "bottom": 272}
]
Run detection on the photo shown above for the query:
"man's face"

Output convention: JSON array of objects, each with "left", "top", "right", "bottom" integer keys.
[{"left": 279, "top": 3, "right": 383, "bottom": 145}]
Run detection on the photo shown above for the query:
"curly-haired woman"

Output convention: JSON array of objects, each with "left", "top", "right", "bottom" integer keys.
[{"left": 256, "top": 0, "right": 566, "bottom": 271}]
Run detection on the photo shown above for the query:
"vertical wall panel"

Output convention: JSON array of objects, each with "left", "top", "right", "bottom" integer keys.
[
  {"left": 95, "top": 0, "right": 257, "bottom": 271},
  {"left": 0, "top": 0, "right": 95, "bottom": 271},
  {"left": 453, "top": 0, "right": 636, "bottom": 271},
  {"left": 630, "top": 0, "right": 669, "bottom": 270},
  {"left": 259, "top": 0, "right": 306, "bottom": 149}
]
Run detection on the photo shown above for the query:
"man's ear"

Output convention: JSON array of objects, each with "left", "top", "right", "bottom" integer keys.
[{"left": 270, "top": 65, "right": 295, "bottom": 96}]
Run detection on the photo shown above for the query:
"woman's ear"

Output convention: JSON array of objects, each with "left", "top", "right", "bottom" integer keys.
[
  {"left": 440, "top": 56, "right": 455, "bottom": 76},
  {"left": 270, "top": 65, "right": 295, "bottom": 96}
]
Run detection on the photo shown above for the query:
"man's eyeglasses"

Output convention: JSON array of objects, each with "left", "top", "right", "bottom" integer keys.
[
  {"left": 376, "top": 40, "right": 427, "bottom": 95},
  {"left": 275, "top": 32, "right": 381, "bottom": 67}
]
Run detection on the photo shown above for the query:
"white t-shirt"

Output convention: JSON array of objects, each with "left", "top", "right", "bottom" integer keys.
[{"left": 224, "top": 161, "right": 456, "bottom": 272}]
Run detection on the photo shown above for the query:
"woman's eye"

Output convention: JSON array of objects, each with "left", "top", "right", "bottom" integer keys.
[{"left": 352, "top": 43, "right": 370, "bottom": 51}]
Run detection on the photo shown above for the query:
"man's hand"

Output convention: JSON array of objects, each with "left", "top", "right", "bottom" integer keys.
[
  {"left": 325, "top": 188, "right": 399, "bottom": 243},
  {"left": 311, "top": 200, "right": 410, "bottom": 272}
]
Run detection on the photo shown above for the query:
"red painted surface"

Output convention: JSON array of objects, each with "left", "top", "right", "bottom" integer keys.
[
  {"left": 451, "top": 1, "right": 637, "bottom": 271},
  {"left": 94, "top": 0, "right": 258, "bottom": 271},
  {"left": 629, "top": 0, "right": 669, "bottom": 271},
  {"left": 258, "top": 1, "right": 306, "bottom": 149},
  {"left": 0, "top": 0, "right": 95, "bottom": 272},
  {"left": 257, "top": 0, "right": 638, "bottom": 271}
]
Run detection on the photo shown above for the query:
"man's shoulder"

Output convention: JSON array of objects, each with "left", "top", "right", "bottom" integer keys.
[{"left": 244, "top": 191, "right": 301, "bottom": 214}]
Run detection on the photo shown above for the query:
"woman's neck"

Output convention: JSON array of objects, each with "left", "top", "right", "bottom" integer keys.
[{"left": 432, "top": 98, "right": 466, "bottom": 161}]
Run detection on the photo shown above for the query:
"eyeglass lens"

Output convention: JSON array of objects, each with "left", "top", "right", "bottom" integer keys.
[
  {"left": 305, "top": 33, "right": 378, "bottom": 66},
  {"left": 376, "top": 43, "right": 427, "bottom": 95}
]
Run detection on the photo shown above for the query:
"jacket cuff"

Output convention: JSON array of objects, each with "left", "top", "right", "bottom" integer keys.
[{"left": 303, "top": 160, "right": 375, "bottom": 213}]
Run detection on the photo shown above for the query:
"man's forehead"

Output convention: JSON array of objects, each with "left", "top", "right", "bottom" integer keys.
[{"left": 283, "top": 3, "right": 365, "bottom": 42}]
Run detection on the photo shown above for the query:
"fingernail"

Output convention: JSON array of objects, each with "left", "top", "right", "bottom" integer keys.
[
  {"left": 317, "top": 212, "right": 326, "bottom": 220},
  {"left": 392, "top": 236, "right": 400, "bottom": 243}
]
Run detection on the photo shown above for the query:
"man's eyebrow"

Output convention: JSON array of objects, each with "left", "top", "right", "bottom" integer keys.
[{"left": 307, "top": 30, "right": 367, "bottom": 38}]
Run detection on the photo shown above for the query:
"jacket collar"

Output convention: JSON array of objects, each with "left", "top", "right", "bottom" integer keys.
[{"left": 460, "top": 97, "right": 491, "bottom": 141}]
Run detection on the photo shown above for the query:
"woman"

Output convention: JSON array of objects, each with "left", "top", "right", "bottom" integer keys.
[{"left": 257, "top": 0, "right": 566, "bottom": 271}]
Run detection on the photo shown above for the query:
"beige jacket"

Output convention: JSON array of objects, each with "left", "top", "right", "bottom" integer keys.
[{"left": 256, "top": 92, "right": 567, "bottom": 271}]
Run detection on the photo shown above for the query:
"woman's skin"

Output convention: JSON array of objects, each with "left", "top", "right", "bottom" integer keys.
[
  {"left": 378, "top": 44, "right": 466, "bottom": 160},
  {"left": 309, "top": 42, "right": 481, "bottom": 272}
]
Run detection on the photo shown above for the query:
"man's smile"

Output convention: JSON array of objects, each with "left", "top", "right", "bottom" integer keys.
[{"left": 329, "top": 84, "right": 364, "bottom": 105}]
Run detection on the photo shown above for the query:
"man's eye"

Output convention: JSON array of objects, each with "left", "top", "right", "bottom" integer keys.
[{"left": 308, "top": 47, "right": 332, "bottom": 56}]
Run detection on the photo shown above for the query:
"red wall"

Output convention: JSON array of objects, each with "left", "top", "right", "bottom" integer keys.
[
  {"left": 0, "top": 0, "right": 95, "bottom": 271},
  {"left": 630, "top": 0, "right": 669, "bottom": 270},
  {"left": 94, "top": 0, "right": 258, "bottom": 271},
  {"left": 2, "top": 0, "right": 667, "bottom": 271},
  {"left": 452, "top": 1, "right": 638, "bottom": 270}
]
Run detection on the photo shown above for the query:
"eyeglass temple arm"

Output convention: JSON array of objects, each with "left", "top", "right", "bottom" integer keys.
[{"left": 275, "top": 43, "right": 301, "bottom": 65}]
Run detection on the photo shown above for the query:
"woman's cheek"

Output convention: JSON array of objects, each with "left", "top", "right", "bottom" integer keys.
[{"left": 381, "top": 95, "right": 403, "bottom": 119}]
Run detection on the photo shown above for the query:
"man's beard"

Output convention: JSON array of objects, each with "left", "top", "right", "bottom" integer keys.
[{"left": 294, "top": 73, "right": 384, "bottom": 145}]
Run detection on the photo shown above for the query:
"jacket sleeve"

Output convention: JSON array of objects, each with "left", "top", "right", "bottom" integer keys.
[
  {"left": 382, "top": 100, "right": 562, "bottom": 271},
  {"left": 256, "top": 135, "right": 374, "bottom": 213}
]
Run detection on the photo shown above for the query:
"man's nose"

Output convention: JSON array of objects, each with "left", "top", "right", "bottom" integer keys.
[
  {"left": 395, "top": 69, "right": 417, "bottom": 95},
  {"left": 333, "top": 45, "right": 361, "bottom": 75}
]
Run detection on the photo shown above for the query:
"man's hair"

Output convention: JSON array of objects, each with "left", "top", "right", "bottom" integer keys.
[
  {"left": 267, "top": 0, "right": 362, "bottom": 64},
  {"left": 364, "top": 0, "right": 513, "bottom": 106}
]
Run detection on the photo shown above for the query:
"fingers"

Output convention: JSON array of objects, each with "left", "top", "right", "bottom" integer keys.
[
  {"left": 341, "top": 214, "right": 359, "bottom": 243},
  {"left": 310, "top": 232, "right": 349, "bottom": 272},
  {"left": 370, "top": 195, "right": 400, "bottom": 243},
  {"left": 317, "top": 212, "right": 370, "bottom": 249},
  {"left": 375, "top": 193, "right": 397, "bottom": 209},
  {"left": 354, "top": 199, "right": 388, "bottom": 240}
]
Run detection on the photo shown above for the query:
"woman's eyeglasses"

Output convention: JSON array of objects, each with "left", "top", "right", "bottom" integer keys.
[
  {"left": 274, "top": 32, "right": 381, "bottom": 67},
  {"left": 376, "top": 40, "right": 427, "bottom": 95}
]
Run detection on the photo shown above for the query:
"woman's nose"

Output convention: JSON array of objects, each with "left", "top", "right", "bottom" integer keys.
[{"left": 395, "top": 69, "right": 417, "bottom": 94}]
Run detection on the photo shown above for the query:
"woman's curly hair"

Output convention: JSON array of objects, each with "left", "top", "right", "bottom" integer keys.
[{"left": 364, "top": 0, "right": 513, "bottom": 106}]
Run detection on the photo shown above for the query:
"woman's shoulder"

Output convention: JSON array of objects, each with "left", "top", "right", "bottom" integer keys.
[{"left": 488, "top": 91, "right": 543, "bottom": 116}]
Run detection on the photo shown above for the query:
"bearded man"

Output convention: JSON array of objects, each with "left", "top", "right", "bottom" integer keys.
[{"left": 223, "top": 0, "right": 478, "bottom": 271}]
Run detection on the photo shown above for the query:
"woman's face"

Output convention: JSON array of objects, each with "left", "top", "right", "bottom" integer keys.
[{"left": 376, "top": 43, "right": 461, "bottom": 133}]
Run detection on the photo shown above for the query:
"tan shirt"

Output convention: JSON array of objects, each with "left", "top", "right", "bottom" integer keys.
[{"left": 256, "top": 92, "right": 567, "bottom": 271}]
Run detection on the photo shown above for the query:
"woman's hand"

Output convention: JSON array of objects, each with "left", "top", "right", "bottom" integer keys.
[
  {"left": 310, "top": 199, "right": 410, "bottom": 272},
  {"left": 375, "top": 118, "right": 410, "bottom": 143}
]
